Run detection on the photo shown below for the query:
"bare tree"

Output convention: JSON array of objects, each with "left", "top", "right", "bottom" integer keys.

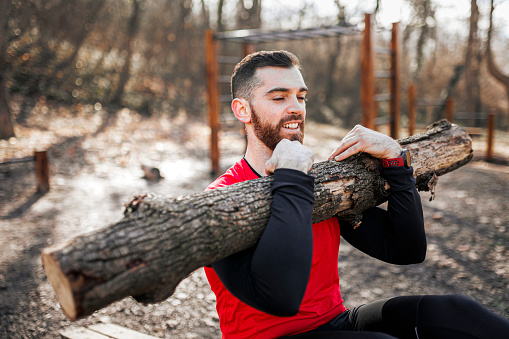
[
  {"left": 486, "top": 0, "right": 509, "bottom": 127},
  {"left": 464, "top": 0, "right": 482, "bottom": 126},
  {"left": 403, "top": 0, "right": 437, "bottom": 80},
  {"left": 111, "top": 0, "right": 142, "bottom": 105},
  {"left": 0, "top": 0, "right": 15, "bottom": 139},
  {"left": 236, "top": 0, "right": 262, "bottom": 29},
  {"left": 324, "top": 1, "right": 346, "bottom": 106},
  {"left": 217, "top": 0, "right": 226, "bottom": 31}
]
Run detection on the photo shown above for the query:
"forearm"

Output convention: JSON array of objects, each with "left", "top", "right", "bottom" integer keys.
[
  {"left": 340, "top": 166, "right": 426, "bottom": 264},
  {"left": 383, "top": 166, "right": 426, "bottom": 262}
]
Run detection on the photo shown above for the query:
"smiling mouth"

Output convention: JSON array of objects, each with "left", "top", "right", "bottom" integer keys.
[{"left": 283, "top": 122, "right": 300, "bottom": 130}]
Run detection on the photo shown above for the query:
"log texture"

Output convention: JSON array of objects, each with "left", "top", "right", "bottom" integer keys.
[{"left": 42, "top": 120, "right": 473, "bottom": 321}]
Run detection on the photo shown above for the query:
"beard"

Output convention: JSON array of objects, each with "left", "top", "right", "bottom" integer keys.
[{"left": 250, "top": 105, "right": 305, "bottom": 151}]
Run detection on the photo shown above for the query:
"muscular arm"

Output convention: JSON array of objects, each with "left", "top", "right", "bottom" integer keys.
[
  {"left": 211, "top": 169, "right": 315, "bottom": 316},
  {"left": 339, "top": 166, "right": 426, "bottom": 264}
]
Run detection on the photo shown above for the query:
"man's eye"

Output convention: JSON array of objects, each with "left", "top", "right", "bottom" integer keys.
[
  {"left": 298, "top": 97, "right": 307, "bottom": 102},
  {"left": 272, "top": 97, "right": 284, "bottom": 101}
]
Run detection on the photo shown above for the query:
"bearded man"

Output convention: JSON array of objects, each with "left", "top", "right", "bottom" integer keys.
[{"left": 204, "top": 50, "right": 509, "bottom": 339}]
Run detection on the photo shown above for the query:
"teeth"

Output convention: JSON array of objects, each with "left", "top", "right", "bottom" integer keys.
[{"left": 283, "top": 123, "right": 299, "bottom": 129}]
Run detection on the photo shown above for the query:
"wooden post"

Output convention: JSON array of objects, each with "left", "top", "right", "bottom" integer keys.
[
  {"left": 389, "top": 22, "right": 400, "bottom": 139},
  {"left": 445, "top": 98, "right": 454, "bottom": 122},
  {"left": 205, "top": 29, "right": 220, "bottom": 176},
  {"left": 241, "top": 43, "right": 254, "bottom": 153},
  {"left": 242, "top": 42, "right": 254, "bottom": 57},
  {"left": 486, "top": 110, "right": 495, "bottom": 162},
  {"left": 35, "top": 151, "right": 49, "bottom": 193},
  {"left": 408, "top": 84, "right": 416, "bottom": 136},
  {"left": 361, "top": 13, "right": 376, "bottom": 129}
]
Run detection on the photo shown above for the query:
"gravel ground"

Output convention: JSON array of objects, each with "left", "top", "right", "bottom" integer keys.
[{"left": 1, "top": 104, "right": 508, "bottom": 338}]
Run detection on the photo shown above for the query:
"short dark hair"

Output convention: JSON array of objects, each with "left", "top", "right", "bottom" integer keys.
[{"left": 231, "top": 50, "right": 301, "bottom": 100}]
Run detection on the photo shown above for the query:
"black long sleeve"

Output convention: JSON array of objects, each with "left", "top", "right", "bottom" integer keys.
[
  {"left": 211, "top": 168, "right": 315, "bottom": 316},
  {"left": 338, "top": 166, "right": 426, "bottom": 264}
]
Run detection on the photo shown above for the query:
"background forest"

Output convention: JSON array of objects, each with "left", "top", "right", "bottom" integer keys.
[
  {"left": 1, "top": 1, "right": 509, "bottom": 338},
  {"left": 1, "top": 0, "right": 509, "bottom": 138}
]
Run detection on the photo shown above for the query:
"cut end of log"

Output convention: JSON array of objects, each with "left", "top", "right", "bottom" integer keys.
[{"left": 41, "top": 250, "right": 78, "bottom": 321}]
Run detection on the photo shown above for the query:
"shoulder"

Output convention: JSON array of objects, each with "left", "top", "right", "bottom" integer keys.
[{"left": 206, "top": 158, "right": 259, "bottom": 191}]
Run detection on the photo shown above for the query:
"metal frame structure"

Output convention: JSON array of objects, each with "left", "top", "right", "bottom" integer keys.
[
  {"left": 205, "top": 16, "right": 399, "bottom": 176},
  {"left": 361, "top": 14, "right": 401, "bottom": 139}
]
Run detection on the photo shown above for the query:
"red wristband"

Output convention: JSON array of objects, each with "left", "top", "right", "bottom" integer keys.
[{"left": 381, "top": 157, "right": 404, "bottom": 168}]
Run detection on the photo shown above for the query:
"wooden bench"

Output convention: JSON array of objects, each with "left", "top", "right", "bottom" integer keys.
[{"left": 60, "top": 322, "right": 160, "bottom": 339}]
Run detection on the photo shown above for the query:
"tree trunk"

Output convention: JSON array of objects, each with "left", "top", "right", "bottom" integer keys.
[
  {"left": 42, "top": 120, "right": 473, "bottom": 321},
  {"left": 431, "top": 64, "right": 464, "bottom": 122},
  {"left": 486, "top": 0, "right": 509, "bottom": 127},
  {"left": 236, "top": 0, "right": 262, "bottom": 29},
  {"left": 465, "top": 0, "right": 482, "bottom": 126},
  {"left": 216, "top": 0, "right": 226, "bottom": 31},
  {"left": 0, "top": 0, "right": 15, "bottom": 140},
  {"left": 111, "top": 0, "right": 141, "bottom": 105}
]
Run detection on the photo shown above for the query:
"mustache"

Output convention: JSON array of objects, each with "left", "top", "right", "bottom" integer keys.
[{"left": 278, "top": 114, "right": 305, "bottom": 127}]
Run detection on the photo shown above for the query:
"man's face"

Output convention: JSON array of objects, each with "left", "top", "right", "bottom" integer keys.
[{"left": 248, "top": 66, "right": 307, "bottom": 151}]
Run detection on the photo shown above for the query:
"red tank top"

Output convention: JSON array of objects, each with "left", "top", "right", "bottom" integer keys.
[{"left": 204, "top": 158, "right": 346, "bottom": 338}]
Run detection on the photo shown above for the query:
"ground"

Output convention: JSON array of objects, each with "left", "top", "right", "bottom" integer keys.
[{"left": 1, "top": 99, "right": 509, "bottom": 338}]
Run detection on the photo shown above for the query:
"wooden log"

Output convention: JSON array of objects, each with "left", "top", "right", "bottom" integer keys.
[{"left": 41, "top": 120, "right": 473, "bottom": 321}]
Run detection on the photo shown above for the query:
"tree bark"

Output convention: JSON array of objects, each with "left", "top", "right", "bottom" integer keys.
[{"left": 42, "top": 120, "right": 473, "bottom": 321}]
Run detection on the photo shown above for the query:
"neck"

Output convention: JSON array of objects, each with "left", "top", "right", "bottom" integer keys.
[{"left": 244, "top": 138, "right": 273, "bottom": 177}]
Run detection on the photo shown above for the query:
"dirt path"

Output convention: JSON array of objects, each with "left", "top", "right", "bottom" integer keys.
[{"left": 1, "top": 109, "right": 508, "bottom": 338}]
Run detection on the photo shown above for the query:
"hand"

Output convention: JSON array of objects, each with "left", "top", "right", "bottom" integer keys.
[
  {"left": 265, "top": 139, "right": 314, "bottom": 175},
  {"left": 328, "top": 125, "right": 402, "bottom": 161}
]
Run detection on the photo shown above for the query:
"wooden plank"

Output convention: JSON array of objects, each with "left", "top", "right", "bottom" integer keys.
[
  {"left": 374, "top": 70, "right": 393, "bottom": 78},
  {"left": 415, "top": 98, "right": 445, "bottom": 106},
  {"left": 88, "top": 323, "right": 160, "bottom": 339},
  {"left": 60, "top": 326, "right": 111, "bottom": 339},
  {"left": 375, "top": 47, "right": 392, "bottom": 56},
  {"left": 217, "top": 55, "right": 241, "bottom": 64},
  {"left": 374, "top": 93, "right": 392, "bottom": 102},
  {"left": 0, "top": 155, "right": 35, "bottom": 165}
]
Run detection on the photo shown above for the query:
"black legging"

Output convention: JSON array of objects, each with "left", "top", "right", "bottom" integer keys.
[{"left": 284, "top": 295, "right": 509, "bottom": 339}]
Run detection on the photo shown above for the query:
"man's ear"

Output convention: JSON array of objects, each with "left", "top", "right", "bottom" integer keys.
[{"left": 232, "top": 98, "right": 251, "bottom": 124}]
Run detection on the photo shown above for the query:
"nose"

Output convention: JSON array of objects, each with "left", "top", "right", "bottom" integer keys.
[{"left": 287, "top": 95, "right": 305, "bottom": 115}]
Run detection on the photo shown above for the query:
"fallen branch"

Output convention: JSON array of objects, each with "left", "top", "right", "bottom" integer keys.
[{"left": 42, "top": 120, "right": 472, "bottom": 320}]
